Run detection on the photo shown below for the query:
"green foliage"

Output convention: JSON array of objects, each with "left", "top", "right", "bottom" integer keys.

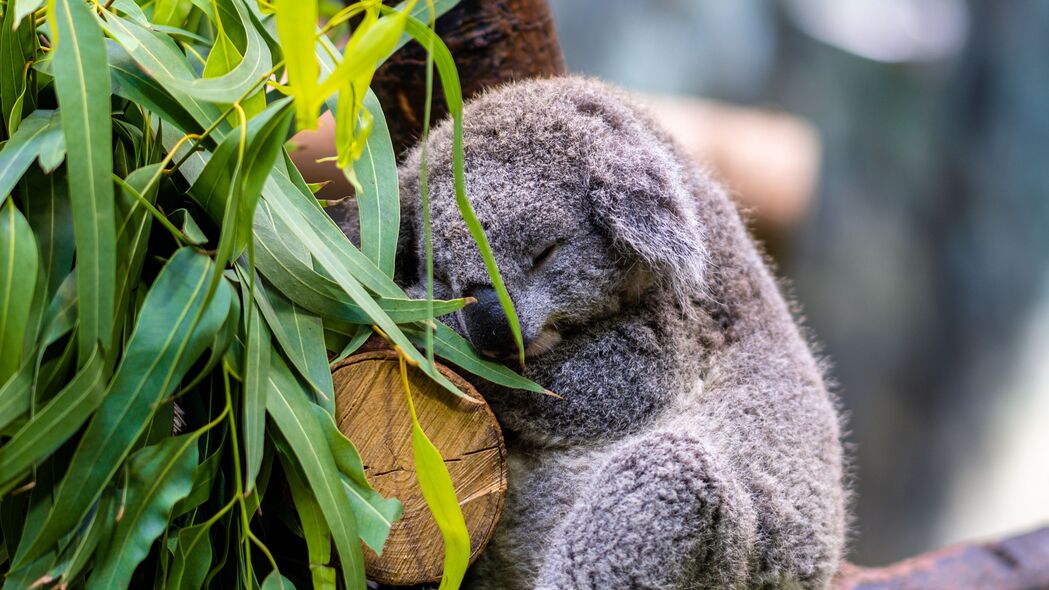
[{"left": 0, "top": 0, "right": 539, "bottom": 587}]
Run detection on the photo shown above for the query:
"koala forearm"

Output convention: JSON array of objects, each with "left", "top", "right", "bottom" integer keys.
[
  {"left": 681, "top": 343, "right": 845, "bottom": 587},
  {"left": 534, "top": 432, "right": 758, "bottom": 590}
]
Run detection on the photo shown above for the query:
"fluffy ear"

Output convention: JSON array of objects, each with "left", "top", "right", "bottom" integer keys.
[{"left": 582, "top": 96, "right": 708, "bottom": 302}]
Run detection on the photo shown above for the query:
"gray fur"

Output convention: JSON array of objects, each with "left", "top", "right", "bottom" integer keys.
[{"left": 396, "top": 76, "right": 847, "bottom": 589}]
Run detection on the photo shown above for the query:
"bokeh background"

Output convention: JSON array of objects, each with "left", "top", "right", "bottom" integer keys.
[{"left": 545, "top": 0, "right": 1049, "bottom": 566}]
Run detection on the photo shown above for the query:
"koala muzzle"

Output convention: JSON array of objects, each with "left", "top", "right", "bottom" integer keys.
[{"left": 462, "top": 286, "right": 517, "bottom": 358}]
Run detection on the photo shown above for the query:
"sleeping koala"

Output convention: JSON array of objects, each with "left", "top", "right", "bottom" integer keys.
[{"left": 395, "top": 77, "right": 847, "bottom": 589}]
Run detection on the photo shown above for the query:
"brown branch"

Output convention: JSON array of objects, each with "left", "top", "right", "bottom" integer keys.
[{"left": 834, "top": 525, "right": 1049, "bottom": 590}]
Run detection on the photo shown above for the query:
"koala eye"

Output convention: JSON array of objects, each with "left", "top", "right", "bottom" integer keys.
[{"left": 530, "top": 242, "right": 559, "bottom": 272}]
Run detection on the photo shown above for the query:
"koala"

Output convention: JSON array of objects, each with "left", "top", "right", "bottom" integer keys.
[{"left": 394, "top": 76, "right": 847, "bottom": 589}]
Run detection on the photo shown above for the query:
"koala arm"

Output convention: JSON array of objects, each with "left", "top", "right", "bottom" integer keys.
[{"left": 534, "top": 431, "right": 758, "bottom": 590}]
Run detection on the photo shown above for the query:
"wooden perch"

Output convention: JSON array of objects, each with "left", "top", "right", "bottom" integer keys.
[
  {"left": 332, "top": 342, "right": 507, "bottom": 585},
  {"left": 834, "top": 525, "right": 1049, "bottom": 590}
]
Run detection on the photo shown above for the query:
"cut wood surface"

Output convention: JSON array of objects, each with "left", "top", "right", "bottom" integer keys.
[{"left": 332, "top": 345, "right": 508, "bottom": 585}]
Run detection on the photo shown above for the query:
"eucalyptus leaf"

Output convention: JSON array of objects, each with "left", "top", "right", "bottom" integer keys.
[
  {"left": 267, "top": 355, "right": 365, "bottom": 589},
  {"left": 401, "top": 356, "right": 470, "bottom": 590},
  {"left": 0, "top": 347, "right": 106, "bottom": 495},
  {"left": 88, "top": 432, "right": 200, "bottom": 589},
  {"left": 0, "top": 197, "right": 38, "bottom": 382},
  {"left": 351, "top": 90, "right": 399, "bottom": 278},
  {"left": 51, "top": 0, "right": 116, "bottom": 362},
  {"left": 165, "top": 521, "right": 214, "bottom": 590},
  {"left": 241, "top": 279, "right": 271, "bottom": 492},
  {"left": 281, "top": 454, "right": 336, "bottom": 590},
  {"left": 14, "top": 248, "right": 233, "bottom": 567},
  {"left": 0, "top": 109, "right": 64, "bottom": 200}
]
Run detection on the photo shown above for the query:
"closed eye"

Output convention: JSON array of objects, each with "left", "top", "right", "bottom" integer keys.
[{"left": 530, "top": 242, "right": 559, "bottom": 272}]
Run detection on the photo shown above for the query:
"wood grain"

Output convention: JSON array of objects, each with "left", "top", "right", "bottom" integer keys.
[{"left": 332, "top": 349, "right": 508, "bottom": 585}]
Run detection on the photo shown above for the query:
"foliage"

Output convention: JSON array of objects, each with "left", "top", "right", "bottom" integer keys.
[{"left": 0, "top": 0, "right": 539, "bottom": 587}]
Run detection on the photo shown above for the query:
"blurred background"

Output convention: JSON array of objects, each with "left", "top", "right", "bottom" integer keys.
[{"left": 544, "top": 0, "right": 1049, "bottom": 566}]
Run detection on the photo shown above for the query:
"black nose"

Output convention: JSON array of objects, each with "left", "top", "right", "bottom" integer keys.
[{"left": 462, "top": 286, "right": 516, "bottom": 357}]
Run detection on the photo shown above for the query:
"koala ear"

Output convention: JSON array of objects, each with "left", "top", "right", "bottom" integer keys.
[{"left": 585, "top": 110, "right": 708, "bottom": 302}]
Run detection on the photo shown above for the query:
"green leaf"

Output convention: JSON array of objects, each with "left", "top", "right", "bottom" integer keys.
[
  {"left": 401, "top": 358, "right": 470, "bottom": 590},
  {"left": 169, "top": 208, "right": 208, "bottom": 246},
  {"left": 313, "top": 406, "right": 402, "bottom": 553},
  {"left": 51, "top": 0, "right": 116, "bottom": 362},
  {"left": 112, "top": 164, "right": 162, "bottom": 349},
  {"left": 13, "top": 0, "right": 45, "bottom": 24},
  {"left": 351, "top": 90, "right": 399, "bottom": 278},
  {"left": 102, "top": 0, "right": 271, "bottom": 104},
  {"left": 0, "top": 196, "right": 38, "bottom": 384},
  {"left": 203, "top": 20, "right": 265, "bottom": 120},
  {"left": 152, "top": 0, "right": 193, "bottom": 27},
  {"left": 396, "top": 12, "right": 526, "bottom": 366},
  {"left": 188, "top": 98, "right": 293, "bottom": 253},
  {"left": 88, "top": 433, "right": 200, "bottom": 589},
  {"left": 250, "top": 274, "right": 333, "bottom": 412},
  {"left": 172, "top": 441, "right": 222, "bottom": 518},
  {"left": 0, "top": 347, "right": 106, "bottom": 495},
  {"left": 260, "top": 172, "right": 466, "bottom": 397},
  {"left": 0, "top": 0, "right": 35, "bottom": 136},
  {"left": 106, "top": 40, "right": 223, "bottom": 141},
  {"left": 0, "top": 358, "right": 33, "bottom": 434},
  {"left": 165, "top": 521, "right": 213, "bottom": 590},
  {"left": 266, "top": 355, "right": 364, "bottom": 589},
  {"left": 260, "top": 571, "right": 296, "bottom": 590},
  {"left": 57, "top": 491, "right": 117, "bottom": 585},
  {"left": 13, "top": 248, "right": 233, "bottom": 568},
  {"left": 274, "top": 0, "right": 319, "bottom": 129},
  {"left": 0, "top": 109, "right": 64, "bottom": 199},
  {"left": 241, "top": 280, "right": 271, "bottom": 492},
  {"left": 406, "top": 322, "right": 547, "bottom": 394},
  {"left": 281, "top": 453, "right": 336, "bottom": 590},
  {"left": 316, "top": 8, "right": 409, "bottom": 99},
  {"left": 19, "top": 171, "right": 73, "bottom": 299},
  {"left": 253, "top": 199, "right": 466, "bottom": 323}
]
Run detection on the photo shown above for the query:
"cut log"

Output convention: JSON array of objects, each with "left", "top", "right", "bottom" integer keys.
[{"left": 332, "top": 343, "right": 507, "bottom": 585}]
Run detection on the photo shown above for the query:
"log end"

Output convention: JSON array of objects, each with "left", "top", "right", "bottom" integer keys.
[{"left": 333, "top": 349, "right": 508, "bottom": 585}]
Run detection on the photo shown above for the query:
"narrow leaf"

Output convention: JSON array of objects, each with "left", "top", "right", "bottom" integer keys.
[
  {"left": 88, "top": 433, "right": 200, "bottom": 589},
  {"left": 0, "top": 347, "right": 106, "bottom": 495},
  {"left": 165, "top": 521, "right": 213, "bottom": 590},
  {"left": 0, "top": 109, "right": 64, "bottom": 199},
  {"left": 267, "top": 356, "right": 364, "bottom": 589},
  {"left": 281, "top": 454, "right": 336, "bottom": 590},
  {"left": 274, "top": 0, "right": 319, "bottom": 129},
  {"left": 241, "top": 280, "right": 271, "bottom": 492},
  {"left": 50, "top": 0, "right": 115, "bottom": 361},
  {"left": 313, "top": 407, "right": 402, "bottom": 552},
  {"left": 14, "top": 248, "right": 233, "bottom": 567},
  {"left": 351, "top": 90, "right": 399, "bottom": 277},
  {"left": 399, "top": 355, "right": 470, "bottom": 590},
  {"left": 0, "top": 197, "right": 38, "bottom": 382}
]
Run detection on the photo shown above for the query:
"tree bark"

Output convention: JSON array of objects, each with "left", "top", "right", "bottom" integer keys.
[
  {"left": 372, "top": 0, "right": 566, "bottom": 156},
  {"left": 834, "top": 526, "right": 1049, "bottom": 590}
]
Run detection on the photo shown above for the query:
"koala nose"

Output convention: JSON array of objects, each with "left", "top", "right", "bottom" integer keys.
[{"left": 462, "top": 286, "right": 517, "bottom": 358}]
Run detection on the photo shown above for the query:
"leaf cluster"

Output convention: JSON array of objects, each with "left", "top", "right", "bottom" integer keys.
[{"left": 0, "top": 0, "right": 537, "bottom": 587}]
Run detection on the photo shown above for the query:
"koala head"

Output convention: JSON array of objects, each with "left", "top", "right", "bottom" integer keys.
[{"left": 398, "top": 76, "right": 708, "bottom": 368}]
